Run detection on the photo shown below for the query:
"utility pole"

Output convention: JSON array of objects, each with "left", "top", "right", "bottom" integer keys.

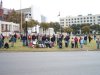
[{"left": 20, "top": 0, "right": 22, "bottom": 33}]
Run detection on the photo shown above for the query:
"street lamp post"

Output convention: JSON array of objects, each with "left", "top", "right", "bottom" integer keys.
[
  {"left": 25, "top": 18, "right": 28, "bottom": 46},
  {"left": 58, "top": 12, "right": 61, "bottom": 34}
]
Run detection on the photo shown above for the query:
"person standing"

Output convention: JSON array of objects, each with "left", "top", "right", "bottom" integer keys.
[
  {"left": 10, "top": 35, "right": 16, "bottom": 47},
  {"left": 64, "top": 35, "right": 70, "bottom": 48},
  {"left": 84, "top": 35, "right": 87, "bottom": 45},
  {"left": 88, "top": 35, "right": 92, "bottom": 43},
  {"left": 74, "top": 36, "right": 78, "bottom": 48},
  {"left": 79, "top": 37, "right": 84, "bottom": 48},
  {"left": 71, "top": 37, "right": 74, "bottom": 48},
  {"left": 96, "top": 38, "right": 100, "bottom": 49},
  {"left": 58, "top": 34, "right": 63, "bottom": 48},
  {"left": 94, "top": 34, "right": 96, "bottom": 40}
]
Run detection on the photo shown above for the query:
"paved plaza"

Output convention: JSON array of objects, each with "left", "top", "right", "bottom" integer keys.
[{"left": 0, "top": 51, "right": 100, "bottom": 75}]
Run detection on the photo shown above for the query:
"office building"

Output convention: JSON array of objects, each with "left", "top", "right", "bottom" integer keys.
[{"left": 60, "top": 14, "right": 100, "bottom": 27}]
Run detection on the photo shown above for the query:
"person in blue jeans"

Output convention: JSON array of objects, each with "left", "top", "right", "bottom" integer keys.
[
  {"left": 22, "top": 35, "right": 27, "bottom": 46},
  {"left": 80, "top": 37, "right": 84, "bottom": 48},
  {"left": 96, "top": 38, "right": 100, "bottom": 49}
]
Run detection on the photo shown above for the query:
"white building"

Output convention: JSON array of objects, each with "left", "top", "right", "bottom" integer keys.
[
  {"left": 27, "top": 25, "right": 55, "bottom": 36},
  {"left": 60, "top": 14, "right": 100, "bottom": 27},
  {"left": 16, "top": 6, "right": 45, "bottom": 23},
  {"left": 0, "top": 21, "right": 19, "bottom": 36}
]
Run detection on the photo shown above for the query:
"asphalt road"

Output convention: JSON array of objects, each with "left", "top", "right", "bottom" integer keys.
[{"left": 0, "top": 51, "right": 100, "bottom": 75}]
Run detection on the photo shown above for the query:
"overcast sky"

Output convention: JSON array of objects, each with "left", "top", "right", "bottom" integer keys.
[{"left": 2, "top": 0, "right": 100, "bottom": 22}]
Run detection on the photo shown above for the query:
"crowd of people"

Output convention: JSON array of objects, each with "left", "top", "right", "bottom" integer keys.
[{"left": 0, "top": 33, "right": 100, "bottom": 49}]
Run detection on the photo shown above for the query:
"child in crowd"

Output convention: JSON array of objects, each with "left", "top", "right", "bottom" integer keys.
[{"left": 4, "top": 42, "right": 9, "bottom": 49}]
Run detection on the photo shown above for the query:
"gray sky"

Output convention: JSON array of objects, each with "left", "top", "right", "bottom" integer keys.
[{"left": 2, "top": 0, "right": 100, "bottom": 22}]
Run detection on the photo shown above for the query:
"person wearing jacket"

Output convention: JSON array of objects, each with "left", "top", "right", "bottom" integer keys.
[
  {"left": 96, "top": 38, "right": 100, "bottom": 49},
  {"left": 10, "top": 35, "right": 16, "bottom": 47}
]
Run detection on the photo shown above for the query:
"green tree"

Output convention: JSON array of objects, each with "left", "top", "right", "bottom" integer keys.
[
  {"left": 90, "top": 24, "right": 100, "bottom": 33},
  {"left": 82, "top": 26, "right": 90, "bottom": 34},
  {"left": 22, "top": 19, "right": 39, "bottom": 29},
  {"left": 40, "top": 22, "right": 49, "bottom": 33},
  {"left": 4, "top": 9, "right": 24, "bottom": 23},
  {"left": 49, "top": 22, "right": 60, "bottom": 33},
  {"left": 70, "top": 24, "right": 81, "bottom": 34},
  {"left": 64, "top": 27, "right": 73, "bottom": 34}
]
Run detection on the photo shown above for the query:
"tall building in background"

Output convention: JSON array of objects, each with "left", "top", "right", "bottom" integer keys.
[
  {"left": 60, "top": 14, "right": 100, "bottom": 27},
  {"left": 16, "top": 6, "right": 42, "bottom": 22},
  {"left": 41, "top": 15, "right": 46, "bottom": 22}
]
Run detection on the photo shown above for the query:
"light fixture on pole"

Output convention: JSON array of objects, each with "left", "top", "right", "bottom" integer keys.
[{"left": 25, "top": 18, "right": 28, "bottom": 46}]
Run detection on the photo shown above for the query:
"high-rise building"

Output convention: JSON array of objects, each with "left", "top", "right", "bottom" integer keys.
[
  {"left": 60, "top": 14, "right": 100, "bottom": 27},
  {"left": 16, "top": 6, "right": 42, "bottom": 22},
  {"left": 41, "top": 15, "right": 46, "bottom": 22}
]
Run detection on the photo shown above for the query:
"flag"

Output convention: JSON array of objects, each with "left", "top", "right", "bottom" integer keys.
[{"left": 58, "top": 12, "right": 60, "bottom": 16}]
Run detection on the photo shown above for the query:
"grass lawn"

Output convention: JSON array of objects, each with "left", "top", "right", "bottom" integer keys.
[{"left": 0, "top": 38, "right": 97, "bottom": 52}]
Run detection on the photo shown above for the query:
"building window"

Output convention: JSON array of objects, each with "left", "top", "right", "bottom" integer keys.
[
  {"left": 87, "top": 20, "right": 89, "bottom": 22},
  {"left": 77, "top": 18, "right": 79, "bottom": 20},
  {"left": 98, "top": 19, "right": 100, "bottom": 21},
  {"left": 66, "top": 25, "right": 68, "bottom": 26},
  {"left": 98, "top": 16, "right": 100, "bottom": 18},
  {"left": 74, "top": 18, "right": 76, "bottom": 20},
  {"left": 9, "top": 25, "right": 11, "bottom": 31},
  {"left": 60, "top": 22, "right": 64, "bottom": 24},
  {"left": 90, "top": 17, "right": 92, "bottom": 19},
  {"left": 90, "top": 20, "right": 92, "bottom": 22},
  {"left": 29, "top": 14, "right": 31, "bottom": 16},
  {"left": 87, "top": 17, "right": 89, "bottom": 19},
  {"left": 1, "top": 24, "right": 4, "bottom": 31},
  {"left": 5, "top": 24, "right": 7, "bottom": 31},
  {"left": 60, "top": 19, "right": 64, "bottom": 21}
]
